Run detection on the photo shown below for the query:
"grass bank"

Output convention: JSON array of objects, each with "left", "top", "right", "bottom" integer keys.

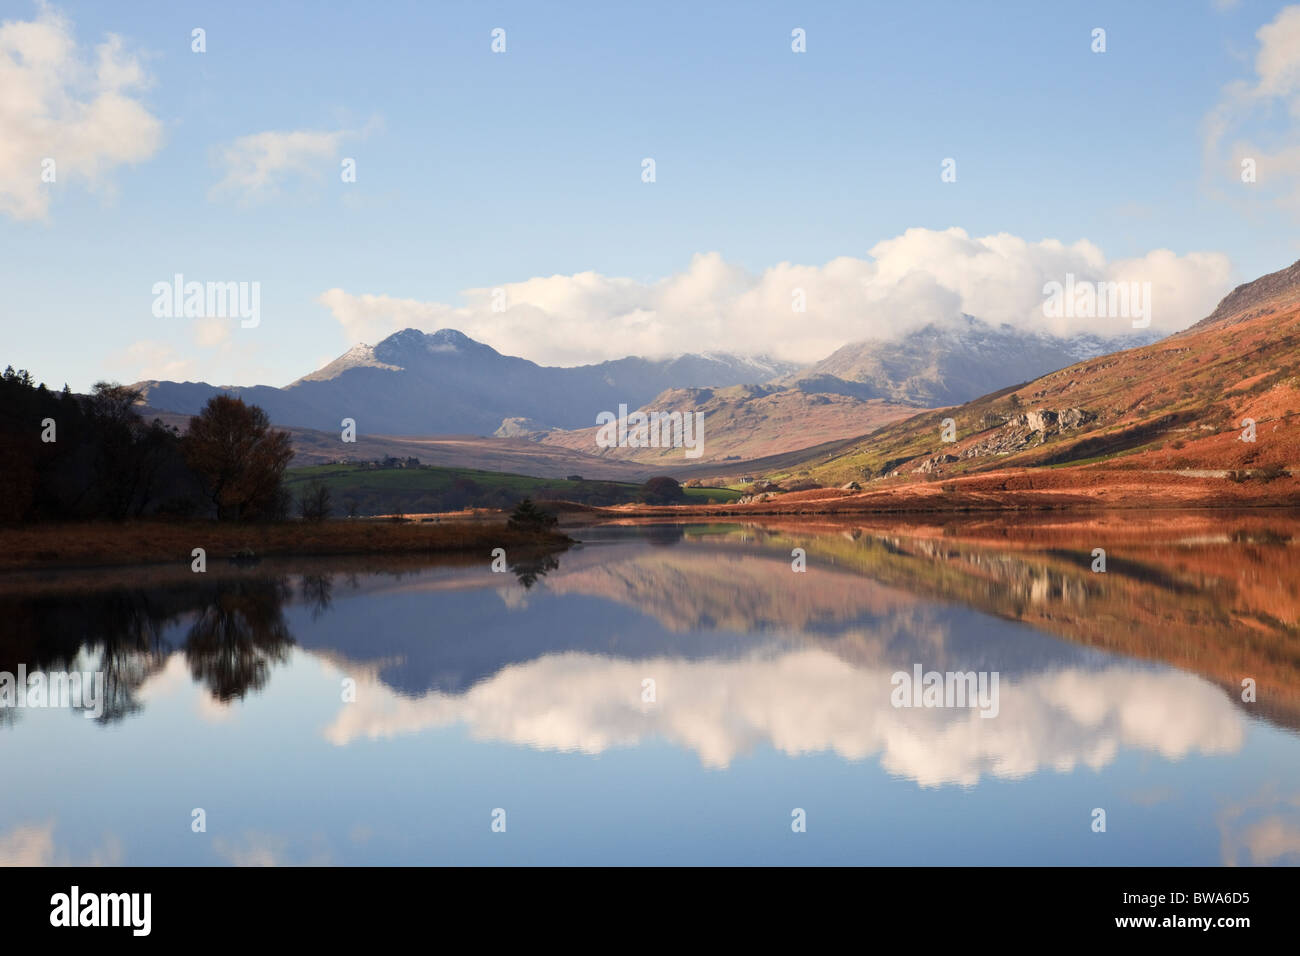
[
  {"left": 285, "top": 463, "right": 742, "bottom": 515},
  {"left": 0, "top": 519, "right": 570, "bottom": 572}
]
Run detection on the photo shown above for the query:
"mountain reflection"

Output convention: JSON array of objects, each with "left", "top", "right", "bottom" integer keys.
[{"left": 3, "top": 513, "right": 1298, "bottom": 790}]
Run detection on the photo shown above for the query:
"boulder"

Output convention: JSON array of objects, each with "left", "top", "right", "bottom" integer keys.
[{"left": 1058, "top": 407, "right": 1095, "bottom": 429}]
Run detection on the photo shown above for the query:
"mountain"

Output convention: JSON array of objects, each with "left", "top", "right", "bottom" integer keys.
[
  {"left": 527, "top": 384, "right": 917, "bottom": 464},
  {"left": 525, "top": 321, "right": 1160, "bottom": 465},
  {"left": 780, "top": 317, "right": 1162, "bottom": 407},
  {"left": 1191, "top": 258, "right": 1300, "bottom": 330},
  {"left": 136, "top": 321, "right": 1163, "bottom": 469},
  {"left": 135, "top": 329, "right": 799, "bottom": 436},
  {"left": 782, "top": 258, "right": 1300, "bottom": 490}
]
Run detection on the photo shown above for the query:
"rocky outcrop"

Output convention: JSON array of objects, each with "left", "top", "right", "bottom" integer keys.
[
  {"left": 736, "top": 491, "right": 782, "bottom": 504},
  {"left": 1010, "top": 407, "right": 1095, "bottom": 433},
  {"left": 898, "top": 407, "right": 1102, "bottom": 467},
  {"left": 913, "top": 454, "right": 959, "bottom": 474},
  {"left": 495, "top": 417, "right": 549, "bottom": 439}
]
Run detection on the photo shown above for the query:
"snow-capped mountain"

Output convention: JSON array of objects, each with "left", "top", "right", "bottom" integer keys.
[
  {"left": 780, "top": 317, "right": 1164, "bottom": 407},
  {"left": 135, "top": 328, "right": 800, "bottom": 436}
]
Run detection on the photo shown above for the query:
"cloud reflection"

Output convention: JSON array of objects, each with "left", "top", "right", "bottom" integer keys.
[{"left": 321, "top": 648, "right": 1244, "bottom": 787}]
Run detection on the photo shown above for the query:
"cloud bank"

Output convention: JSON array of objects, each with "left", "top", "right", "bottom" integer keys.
[
  {"left": 0, "top": 4, "right": 161, "bottom": 221},
  {"left": 321, "top": 649, "right": 1243, "bottom": 787},
  {"left": 319, "top": 229, "right": 1232, "bottom": 366}
]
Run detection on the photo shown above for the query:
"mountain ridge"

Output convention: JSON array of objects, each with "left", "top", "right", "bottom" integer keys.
[
  {"left": 135, "top": 320, "right": 1160, "bottom": 450},
  {"left": 134, "top": 328, "right": 799, "bottom": 436}
]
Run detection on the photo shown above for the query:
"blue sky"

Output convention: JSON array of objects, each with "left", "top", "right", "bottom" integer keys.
[{"left": 3, "top": 0, "right": 1298, "bottom": 390}]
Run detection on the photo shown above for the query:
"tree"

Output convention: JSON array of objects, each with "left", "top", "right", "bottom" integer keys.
[
  {"left": 297, "top": 480, "right": 332, "bottom": 521},
  {"left": 0, "top": 372, "right": 202, "bottom": 521},
  {"left": 639, "top": 475, "right": 686, "bottom": 504},
  {"left": 183, "top": 396, "right": 293, "bottom": 521},
  {"left": 507, "top": 497, "right": 557, "bottom": 531},
  {"left": 88, "top": 383, "right": 175, "bottom": 519}
]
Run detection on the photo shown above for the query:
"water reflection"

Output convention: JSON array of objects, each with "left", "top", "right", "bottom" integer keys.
[
  {"left": 3, "top": 513, "right": 1299, "bottom": 780},
  {"left": 507, "top": 553, "right": 559, "bottom": 589},
  {"left": 321, "top": 650, "right": 1245, "bottom": 785},
  {"left": 5, "top": 514, "right": 1300, "bottom": 864},
  {"left": 0, "top": 576, "right": 296, "bottom": 720},
  {"left": 184, "top": 578, "right": 294, "bottom": 702}
]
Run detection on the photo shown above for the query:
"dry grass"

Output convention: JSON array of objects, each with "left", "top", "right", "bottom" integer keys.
[{"left": 0, "top": 519, "right": 569, "bottom": 571}]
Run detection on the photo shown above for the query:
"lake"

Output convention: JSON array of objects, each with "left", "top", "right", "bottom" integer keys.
[{"left": 2, "top": 513, "right": 1299, "bottom": 865}]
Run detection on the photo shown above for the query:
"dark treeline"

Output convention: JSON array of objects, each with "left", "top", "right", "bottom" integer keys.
[
  {"left": 0, "top": 366, "right": 292, "bottom": 523},
  {"left": 315, "top": 475, "right": 689, "bottom": 518}
]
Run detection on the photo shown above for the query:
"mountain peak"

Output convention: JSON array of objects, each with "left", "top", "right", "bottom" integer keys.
[
  {"left": 291, "top": 342, "right": 403, "bottom": 385},
  {"left": 424, "top": 328, "right": 475, "bottom": 347},
  {"left": 374, "top": 327, "right": 494, "bottom": 358},
  {"left": 1194, "top": 258, "right": 1300, "bottom": 330},
  {"left": 377, "top": 328, "right": 432, "bottom": 348}
]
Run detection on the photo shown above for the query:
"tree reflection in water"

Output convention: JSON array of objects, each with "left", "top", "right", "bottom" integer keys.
[
  {"left": 183, "top": 577, "right": 295, "bottom": 702},
  {"left": 0, "top": 574, "right": 297, "bottom": 721}
]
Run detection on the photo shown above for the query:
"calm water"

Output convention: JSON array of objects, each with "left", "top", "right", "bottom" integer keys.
[{"left": 2, "top": 516, "right": 1299, "bottom": 865}]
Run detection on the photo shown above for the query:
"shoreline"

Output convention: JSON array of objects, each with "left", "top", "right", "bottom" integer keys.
[
  {"left": 0, "top": 519, "right": 571, "bottom": 574},
  {"left": 566, "top": 468, "right": 1300, "bottom": 519},
  {"left": 4, "top": 470, "right": 1298, "bottom": 572}
]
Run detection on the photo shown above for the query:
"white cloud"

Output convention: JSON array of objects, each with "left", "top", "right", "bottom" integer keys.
[
  {"left": 0, "top": 819, "right": 122, "bottom": 866},
  {"left": 213, "top": 832, "right": 331, "bottom": 867},
  {"left": 193, "top": 315, "right": 232, "bottom": 349},
  {"left": 104, "top": 316, "right": 270, "bottom": 385},
  {"left": 321, "top": 650, "right": 1243, "bottom": 787},
  {"left": 1203, "top": 5, "right": 1300, "bottom": 209},
  {"left": 0, "top": 820, "right": 55, "bottom": 866},
  {"left": 1253, "top": 6, "right": 1300, "bottom": 99},
  {"left": 318, "top": 229, "right": 1233, "bottom": 366},
  {"left": 0, "top": 4, "right": 162, "bottom": 220},
  {"left": 210, "top": 122, "right": 373, "bottom": 201},
  {"left": 104, "top": 340, "right": 197, "bottom": 383}
]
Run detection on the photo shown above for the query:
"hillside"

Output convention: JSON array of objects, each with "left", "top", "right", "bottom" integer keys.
[
  {"left": 520, "top": 321, "right": 1151, "bottom": 466},
  {"left": 776, "top": 259, "right": 1300, "bottom": 493},
  {"left": 529, "top": 384, "right": 916, "bottom": 464}
]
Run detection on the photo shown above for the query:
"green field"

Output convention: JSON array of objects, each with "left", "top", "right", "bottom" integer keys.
[{"left": 284, "top": 463, "right": 742, "bottom": 516}]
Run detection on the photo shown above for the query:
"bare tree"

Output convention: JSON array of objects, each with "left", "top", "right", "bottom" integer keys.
[{"left": 297, "top": 480, "right": 332, "bottom": 522}]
